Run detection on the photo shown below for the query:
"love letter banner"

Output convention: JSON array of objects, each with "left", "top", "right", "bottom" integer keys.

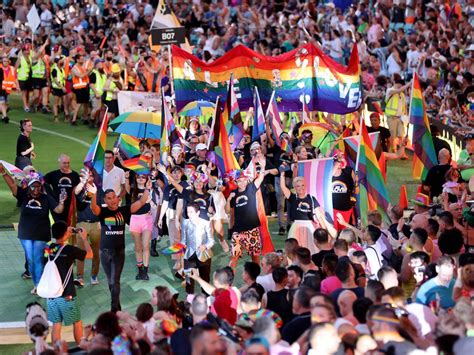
[{"left": 172, "top": 43, "right": 362, "bottom": 114}]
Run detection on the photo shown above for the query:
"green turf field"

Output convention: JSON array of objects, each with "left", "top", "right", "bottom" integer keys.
[{"left": 0, "top": 95, "right": 420, "bottom": 351}]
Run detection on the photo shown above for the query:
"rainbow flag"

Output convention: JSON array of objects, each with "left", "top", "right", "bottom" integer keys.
[
  {"left": 409, "top": 73, "right": 437, "bottom": 180},
  {"left": 172, "top": 43, "right": 362, "bottom": 114},
  {"left": 267, "top": 92, "right": 291, "bottom": 153},
  {"left": 225, "top": 74, "right": 244, "bottom": 150},
  {"left": 116, "top": 134, "right": 141, "bottom": 160},
  {"left": 122, "top": 155, "right": 152, "bottom": 175},
  {"left": 0, "top": 160, "right": 25, "bottom": 180},
  {"left": 252, "top": 88, "right": 266, "bottom": 142},
  {"left": 84, "top": 114, "right": 108, "bottom": 188},
  {"left": 357, "top": 121, "right": 390, "bottom": 226},
  {"left": 160, "top": 94, "right": 182, "bottom": 165},
  {"left": 297, "top": 158, "right": 334, "bottom": 223},
  {"left": 302, "top": 98, "right": 311, "bottom": 123},
  {"left": 209, "top": 99, "right": 240, "bottom": 175}
]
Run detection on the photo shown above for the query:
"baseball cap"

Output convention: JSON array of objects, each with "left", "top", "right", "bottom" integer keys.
[
  {"left": 250, "top": 141, "right": 261, "bottom": 150},
  {"left": 196, "top": 143, "right": 207, "bottom": 151},
  {"left": 94, "top": 58, "right": 104, "bottom": 66}
]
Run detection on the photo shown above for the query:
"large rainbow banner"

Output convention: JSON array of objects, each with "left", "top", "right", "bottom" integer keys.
[{"left": 172, "top": 43, "right": 362, "bottom": 114}]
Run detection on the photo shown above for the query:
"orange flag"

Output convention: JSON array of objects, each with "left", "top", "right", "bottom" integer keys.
[{"left": 399, "top": 185, "right": 408, "bottom": 210}]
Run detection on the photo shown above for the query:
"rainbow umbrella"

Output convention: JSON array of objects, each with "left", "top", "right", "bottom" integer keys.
[
  {"left": 109, "top": 112, "right": 162, "bottom": 139},
  {"left": 178, "top": 100, "right": 215, "bottom": 117},
  {"left": 299, "top": 122, "right": 338, "bottom": 155}
]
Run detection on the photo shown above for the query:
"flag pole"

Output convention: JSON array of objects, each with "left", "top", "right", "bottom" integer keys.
[
  {"left": 265, "top": 91, "right": 276, "bottom": 118},
  {"left": 90, "top": 106, "right": 109, "bottom": 162},
  {"left": 354, "top": 110, "right": 364, "bottom": 174},
  {"left": 167, "top": 44, "right": 175, "bottom": 101},
  {"left": 207, "top": 96, "right": 220, "bottom": 149}
]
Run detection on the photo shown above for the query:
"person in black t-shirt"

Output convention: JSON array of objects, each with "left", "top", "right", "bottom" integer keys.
[
  {"left": 279, "top": 172, "right": 336, "bottom": 254},
  {"left": 226, "top": 158, "right": 266, "bottom": 268},
  {"left": 15, "top": 119, "right": 35, "bottom": 169},
  {"left": 332, "top": 151, "right": 357, "bottom": 231},
  {"left": 367, "top": 112, "right": 391, "bottom": 153},
  {"left": 44, "top": 154, "right": 80, "bottom": 223},
  {"left": 46, "top": 221, "right": 92, "bottom": 345},
  {"left": 88, "top": 182, "right": 150, "bottom": 312},
  {"left": 422, "top": 148, "right": 451, "bottom": 199}
]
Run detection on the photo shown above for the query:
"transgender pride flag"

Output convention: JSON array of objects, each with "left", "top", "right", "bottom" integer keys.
[{"left": 297, "top": 158, "right": 334, "bottom": 222}]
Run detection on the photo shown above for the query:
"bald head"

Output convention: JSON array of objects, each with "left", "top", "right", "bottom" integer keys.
[
  {"left": 58, "top": 154, "right": 71, "bottom": 173},
  {"left": 337, "top": 290, "right": 357, "bottom": 317},
  {"left": 438, "top": 148, "right": 451, "bottom": 164},
  {"left": 410, "top": 213, "right": 429, "bottom": 231}
]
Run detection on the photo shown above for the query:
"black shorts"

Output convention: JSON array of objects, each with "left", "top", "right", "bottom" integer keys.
[
  {"left": 104, "top": 99, "right": 119, "bottom": 115},
  {"left": 52, "top": 88, "right": 65, "bottom": 97},
  {"left": 31, "top": 78, "right": 48, "bottom": 90},
  {"left": 74, "top": 88, "right": 90, "bottom": 104},
  {"left": 18, "top": 79, "right": 31, "bottom": 91}
]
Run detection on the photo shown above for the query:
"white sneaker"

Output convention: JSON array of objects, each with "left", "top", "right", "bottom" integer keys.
[
  {"left": 91, "top": 276, "right": 99, "bottom": 285},
  {"left": 74, "top": 278, "right": 85, "bottom": 287}
]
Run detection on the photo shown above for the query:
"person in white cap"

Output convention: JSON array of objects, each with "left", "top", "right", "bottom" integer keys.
[{"left": 190, "top": 143, "right": 209, "bottom": 168}]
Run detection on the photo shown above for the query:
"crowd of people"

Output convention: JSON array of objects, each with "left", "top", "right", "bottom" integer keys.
[{"left": 1, "top": 0, "right": 474, "bottom": 354}]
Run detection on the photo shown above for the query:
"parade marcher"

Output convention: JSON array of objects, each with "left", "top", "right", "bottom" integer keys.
[
  {"left": 103, "top": 150, "right": 126, "bottom": 200},
  {"left": 89, "top": 59, "right": 107, "bottom": 127},
  {"left": 46, "top": 221, "right": 92, "bottom": 345},
  {"left": 88, "top": 181, "right": 150, "bottom": 312},
  {"left": 15, "top": 119, "right": 35, "bottom": 170},
  {"left": 0, "top": 163, "right": 66, "bottom": 295},
  {"left": 44, "top": 154, "right": 80, "bottom": 223},
  {"left": 125, "top": 171, "right": 154, "bottom": 281},
  {"left": 71, "top": 54, "right": 91, "bottom": 126},
  {"left": 332, "top": 151, "right": 357, "bottom": 230},
  {"left": 226, "top": 159, "right": 266, "bottom": 268},
  {"left": 103, "top": 63, "right": 124, "bottom": 120},
  {"left": 0, "top": 55, "right": 16, "bottom": 123},
  {"left": 15, "top": 43, "right": 32, "bottom": 112},
  {"left": 30, "top": 40, "right": 51, "bottom": 114},
  {"left": 74, "top": 171, "right": 101, "bottom": 286},
  {"left": 279, "top": 173, "right": 336, "bottom": 254},
  {"left": 182, "top": 202, "right": 215, "bottom": 294},
  {"left": 50, "top": 55, "right": 68, "bottom": 122}
]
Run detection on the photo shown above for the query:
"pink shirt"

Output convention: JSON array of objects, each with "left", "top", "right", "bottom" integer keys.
[{"left": 321, "top": 276, "right": 343, "bottom": 295}]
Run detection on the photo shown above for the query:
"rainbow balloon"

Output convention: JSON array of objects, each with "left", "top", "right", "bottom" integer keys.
[{"left": 172, "top": 43, "right": 362, "bottom": 114}]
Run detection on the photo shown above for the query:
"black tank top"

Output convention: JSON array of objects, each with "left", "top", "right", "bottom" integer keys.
[{"left": 266, "top": 289, "right": 293, "bottom": 325}]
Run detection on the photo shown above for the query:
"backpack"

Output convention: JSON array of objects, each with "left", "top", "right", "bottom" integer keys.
[{"left": 37, "top": 245, "right": 73, "bottom": 299}]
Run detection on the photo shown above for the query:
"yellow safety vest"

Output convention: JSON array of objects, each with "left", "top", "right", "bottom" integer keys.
[
  {"left": 50, "top": 64, "right": 65, "bottom": 89},
  {"left": 31, "top": 59, "right": 46, "bottom": 79},
  {"left": 17, "top": 54, "right": 31, "bottom": 81},
  {"left": 90, "top": 69, "right": 107, "bottom": 97},
  {"left": 385, "top": 92, "right": 406, "bottom": 117},
  {"left": 105, "top": 79, "right": 122, "bottom": 101}
]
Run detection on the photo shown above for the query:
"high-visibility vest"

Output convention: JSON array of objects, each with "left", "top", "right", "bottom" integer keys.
[
  {"left": 17, "top": 54, "right": 31, "bottom": 81},
  {"left": 31, "top": 58, "right": 46, "bottom": 79},
  {"left": 50, "top": 64, "right": 65, "bottom": 89},
  {"left": 90, "top": 69, "right": 107, "bottom": 97},
  {"left": 64, "top": 57, "right": 71, "bottom": 80},
  {"left": 72, "top": 65, "right": 89, "bottom": 89},
  {"left": 103, "top": 61, "right": 112, "bottom": 75},
  {"left": 105, "top": 78, "right": 123, "bottom": 101},
  {"left": 385, "top": 92, "right": 406, "bottom": 117},
  {"left": 1, "top": 65, "right": 16, "bottom": 93}
]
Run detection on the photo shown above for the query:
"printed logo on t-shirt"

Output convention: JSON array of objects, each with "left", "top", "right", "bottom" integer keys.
[
  {"left": 26, "top": 199, "right": 42, "bottom": 210},
  {"left": 235, "top": 195, "right": 248, "bottom": 208},
  {"left": 296, "top": 201, "right": 311, "bottom": 214},
  {"left": 332, "top": 181, "right": 348, "bottom": 194},
  {"left": 58, "top": 176, "right": 72, "bottom": 188},
  {"left": 195, "top": 198, "right": 207, "bottom": 210},
  {"left": 104, "top": 212, "right": 125, "bottom": 235}
]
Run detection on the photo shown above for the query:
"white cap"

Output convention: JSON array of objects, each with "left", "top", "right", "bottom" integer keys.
[
  {"left": 196, "top": 143, "right": 207, "bottom": 151},
  {"left": 250, "top": 141, "right": 261, "bottom": 150}
]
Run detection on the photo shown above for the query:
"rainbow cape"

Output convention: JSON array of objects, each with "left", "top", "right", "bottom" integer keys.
[
  {"left": 409, "top": 73, "right": 437, "bottom": 180},
  {"left": 357, "top": 121, "right": 390, "bottom": 226},
  {"left": 297, "top": 158, "right": 334, "bottom": 223},
  {"left": 172, "top": 43, "right": 362, "bottom": 114},
  {"left": 122, "top": 155, "right": 151, "bottom": 175},
  {"left": 84, "top": 114, "right": 108, "bottom": 188}
]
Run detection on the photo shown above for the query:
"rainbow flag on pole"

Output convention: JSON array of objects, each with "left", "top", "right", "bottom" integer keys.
[
  {"left": 84, "top": 112, "right": 108, "bottom": 188},
  {"left": 297, "top": 158, "right": 334, "bottom": 222},
  {"left": 267, "top": 91, "right": 290, "bottom": 153},
  {"left": 410, "top": 73, "right": 437, "bottom": 180},
  {"left": 116, "top": 134, "right": 141, "bottom": 159},
  {"left": 121, "top": 155, "right": 152, "bottom": 175},
  {"left": 252, "top": 88, "right": 266, "bottom": 142},
  {"left": 226, "top": 74, "right": 244, "bottom": 150},
  {"left": 357, "top": 121, "right": 390, "bottom": 226},
  {"left": 172, "top": 43, "right": 362, "bottom": 114}
]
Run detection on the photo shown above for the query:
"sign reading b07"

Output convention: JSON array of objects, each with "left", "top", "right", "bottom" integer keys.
[{"left": 150, "top": 27, "right": 186, "bottom": 46}]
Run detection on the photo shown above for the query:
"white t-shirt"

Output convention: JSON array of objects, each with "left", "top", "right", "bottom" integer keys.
[
  {"left": 364, "top": 244, "right": 384, "bottom": 278},
  {"left": 256, "top": 273, "right": 276, "bottom": 293},
  {"left": 103, "top": 166, "right": 126, "bottom": 196},
  {"left": 387, "top": 54, "right": 402, "bottom": 77},
  {"left": 406, "top": 49, "right": 421, "bottom": 73}
]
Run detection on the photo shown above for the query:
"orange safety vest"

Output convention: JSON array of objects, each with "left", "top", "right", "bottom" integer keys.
[
  {"left": 103, "top": 61, "right": 112, "bottom": 75},
  {"left": 72, "top": 65, "right": 89, "bottom": 89},
  {"left": 1, "top": 64, "right": 16, "bottom": 93},
  {"left": 64, "top": 57, "right": 71, "bottom": 79}
]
